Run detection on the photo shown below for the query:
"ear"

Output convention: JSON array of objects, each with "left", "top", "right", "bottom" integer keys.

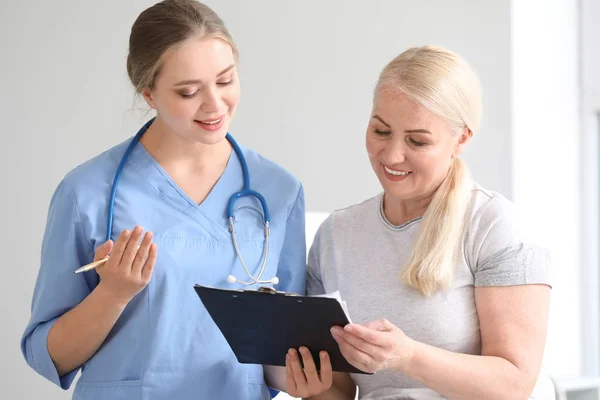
[
  {"left": 141, "top": 88, "right": 156, "bottom": 110},
  {"left": 452, "top": 127, "right": 472, "bottom": 158}
]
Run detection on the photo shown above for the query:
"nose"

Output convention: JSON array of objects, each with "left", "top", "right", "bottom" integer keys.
[
  {"left": 382, "top": 136, "right": 406, "bottom": 165},
  {"left": 200, "top": 86, "right": 224, "bottom": 113}
]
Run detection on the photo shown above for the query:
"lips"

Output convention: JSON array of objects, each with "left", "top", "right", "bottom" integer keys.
[
  {"left": 194, "top": 115, "right": 225, "bottom": 131},
  {"left": 383, "top": 164, "right": 410, "bottom": 176}
]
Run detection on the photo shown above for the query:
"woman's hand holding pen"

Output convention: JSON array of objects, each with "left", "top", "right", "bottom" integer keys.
[{"left": 95, "top": 226, "right": 157, "bottom": 306}]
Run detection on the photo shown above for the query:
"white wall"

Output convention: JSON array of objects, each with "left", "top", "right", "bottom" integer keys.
[
  {"left": 510, "top": 0, "right": 582, "bottom": 378},
  {"left": 0, "top": 0, "right": 586, "bottom": 399}
]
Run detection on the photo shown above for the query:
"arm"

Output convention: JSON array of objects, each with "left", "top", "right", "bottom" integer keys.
[
  {"left": 402, "top": 284, "right": 550, "bottom": 400},
  {"left": 331, "top": 196, "right": 551, "bottom": 399},
  {"left": 285, "top": 215, "right": 358, "bottom": 399},
  {"left": 47, "top": 227, "right": 156, "bottom": 376},
  {"left": 306, "top": 372, "right": 356, "bottom": 400},
  {"left": 273, "top": 183, "right": 307, "bottom": 295},
  {"left": 21, "top": 180, "right": 155, "bottom": 387},
  {"left": 264, "top": 183, "right": 307, "bottom": 395}
]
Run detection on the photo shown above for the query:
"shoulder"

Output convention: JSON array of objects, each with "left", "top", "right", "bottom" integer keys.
[
  {"left": 468, "top": 183, "right": 517, "bottom": 226},
  {"left": 315, "top": 195, "right": 381, "bottom": 241},
  {"left": 466, "top": 183, "right": 533, "bottom": 243},
  {"left": 55, "top": 139, "right": 131, "bottom": 205},
  {"left": 240, "top": 143, "right": 303, "bottom": 198},
  {"left": 465, "top": 182, "right": 547, "bottom": 263}
]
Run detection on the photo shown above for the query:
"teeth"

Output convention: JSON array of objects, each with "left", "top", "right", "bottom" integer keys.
[
  {"left": 201, "top": 118, "right": 221, "bottom": 125},
  {"left": 384, "top": 166, "right": 409, "bottom": 176}
]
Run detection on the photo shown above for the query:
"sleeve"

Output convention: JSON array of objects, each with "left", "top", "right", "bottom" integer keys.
[
  {"left": 467, "top": 195, "right": 552, "bottom": 287},
  {"left": 274, "top": 184, "right": 307, "bottom": 295},
  {"left": 306, "top": 220, "right": 327, "bottom": 296},
  {"left": 20, "top": 178, "right": 96, "bottom": 389}
]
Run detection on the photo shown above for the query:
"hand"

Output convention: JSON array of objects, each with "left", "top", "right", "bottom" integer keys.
[
  {"left": 331, "top": 318, "right": 416, "bottom": 373},
  {"left": 285, "top": 347, "right": 333, "bottom": 398},
  {"left": 95, "top": 226, "right": 157, "bottom": 306}
]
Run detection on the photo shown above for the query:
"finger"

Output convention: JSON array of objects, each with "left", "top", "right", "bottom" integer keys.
[
  {"left": 298, "top": 347, "right": 319, "bottom": 387},
  {"left": 364, "top": 318, "right": 394, "bottom": 332},
  {"left": 94, "top": 240, "right": 113, "bottom": 262},
  {"left": 343, "top": 324, "right": 388, "bottom": 347},
  {"left": 119, "top": 226, "right": 144, "bottom": 271},
  {"left": 131, "top": 231, "right": 153, "bottom": 275},
  {"left": 335, "top": 334, "right": 374, "bottom": 373},
  {"left": 285, "top": 352, "right": 297, "bottom": 394},
  {"left": 318, "top": 351, "right": 333, "bottom": 389},
  {"left": 109, "top": 229, "right": 132, "bottom": 266},
  {"left": 141, "top": 243, "right": 157, "bottom": 282},
  {"left": 289, "top": 349, "right": 308, "bottom": 389},
  {"left": 337, "top": 326, "right": 386, "bottom": 359}
]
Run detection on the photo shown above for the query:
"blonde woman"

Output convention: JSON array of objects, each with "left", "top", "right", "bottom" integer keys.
[{"left": 285, "top": 46, "right": 552, "bottom": 399}]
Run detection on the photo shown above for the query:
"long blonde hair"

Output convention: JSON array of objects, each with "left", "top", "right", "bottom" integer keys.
[{"left": 375, "top": 45, "right": 482, "bottom": 296}]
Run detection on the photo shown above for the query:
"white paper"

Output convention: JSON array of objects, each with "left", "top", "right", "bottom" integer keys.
[{"left": 310, "top": 290, "right": 352, "bottom": 323}]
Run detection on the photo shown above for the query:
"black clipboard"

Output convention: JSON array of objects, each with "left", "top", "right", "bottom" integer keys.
[{"left": 193, "top": 285, "right": 369, "bottom": 374}]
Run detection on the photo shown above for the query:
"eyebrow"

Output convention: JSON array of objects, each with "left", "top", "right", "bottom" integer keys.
[
  {"left": 173, "top": 64, "right": 235, "bottom": 87},
  {"left": 372, "top": 115, "right": 432, "bottom": 134},
  {"left": 405, "top": 129, "right": 433, "bottom": 135},
  {"left": 372, "top": 115, "right": 391, "bottom": 128}
]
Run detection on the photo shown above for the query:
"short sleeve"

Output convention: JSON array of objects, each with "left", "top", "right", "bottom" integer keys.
[
  {"left": 20, "top": 179, "right": 96, "bottom": 389},
  {"left": 306, "top": 221, "right": 327, "bottom": 296},
  {"left": 274, "top": 184, "right": 307, "bottom": 295},
  {"left": 467, "top": 195, "right": 552, "bottom": 287}
]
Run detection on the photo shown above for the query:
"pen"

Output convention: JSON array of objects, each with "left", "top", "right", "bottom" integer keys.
[
  {"left": 74, "top": 256, "right": 109, "bottom": 274},
  {"left": 73, "top": 244, "right": 142, "bottom": 274}
]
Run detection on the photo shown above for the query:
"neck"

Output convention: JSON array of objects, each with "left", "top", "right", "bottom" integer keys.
[
  {"left": 383, "top": 192, "right": 434, "bottom": 226},
  {"left": 140, "top": 117, "right": 232, "bottom": 173}
]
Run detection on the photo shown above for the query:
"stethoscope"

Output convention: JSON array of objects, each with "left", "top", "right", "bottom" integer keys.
[{"left": 107, "top": 118, "right": 279, "bottom": 286}]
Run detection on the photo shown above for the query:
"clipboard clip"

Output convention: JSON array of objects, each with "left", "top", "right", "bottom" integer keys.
[{"left": 257, "top": 286, "right": 298, "bottom": 296}]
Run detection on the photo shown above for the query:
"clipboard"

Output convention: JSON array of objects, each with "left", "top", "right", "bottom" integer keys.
[{"left": 193, "top": 284, "right": 369, "bottom": 374}]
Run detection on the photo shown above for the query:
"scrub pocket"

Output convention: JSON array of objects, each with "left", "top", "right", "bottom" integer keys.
[{"left": 73, "top": 380, "right": 142, "bottom": 400}]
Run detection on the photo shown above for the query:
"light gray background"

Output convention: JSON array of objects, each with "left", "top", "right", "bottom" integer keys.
[{"left": 0, "top": 0, "right": 590, "bottom": 399}]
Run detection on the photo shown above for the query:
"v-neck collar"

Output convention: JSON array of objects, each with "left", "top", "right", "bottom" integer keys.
[{"left": 126, "top": 135, "right": 245, "bottom": 240}]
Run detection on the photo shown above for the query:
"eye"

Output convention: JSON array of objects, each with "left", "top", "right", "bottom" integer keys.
[
  {"left": 374, "top": 129, "right": 391, "bottom": 136},
  {"left": 408, "top": 137, "right": 427, "bottom": 146},
  {"left": 180, "top": 90, "right": 199, "bottom": 99},
  {"left": 217, "top": 79, "right": 234, "bottom": 86}
]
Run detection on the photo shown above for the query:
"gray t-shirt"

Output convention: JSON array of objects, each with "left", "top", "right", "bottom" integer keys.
[{"left": 307, "top": 183, "right": 552, "bottom": 399}]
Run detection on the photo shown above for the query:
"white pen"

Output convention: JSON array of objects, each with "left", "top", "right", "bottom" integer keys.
[{"left": 73, "top": 256, "right": 109, "bottom": 274}]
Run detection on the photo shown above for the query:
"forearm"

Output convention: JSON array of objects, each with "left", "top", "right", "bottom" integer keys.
[
  {"left": 307, "top": 386, "right": 354, "bottom": 400},
  {"left": 47, "top": 282, "right": 128, "bottom": 376},
  {"left": 403, "top": 341, "right": 535, "bottom": 400},
  {"left": 307, "top": 373, "right": 356, "bottom": 400}
]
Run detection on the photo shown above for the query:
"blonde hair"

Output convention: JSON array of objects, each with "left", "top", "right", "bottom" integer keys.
[
  {"left": 126, "top": 0, "right": 238, "bottom": 94},
  {"left": 375, "top": 45, "right": 482, "bottom": 296}
]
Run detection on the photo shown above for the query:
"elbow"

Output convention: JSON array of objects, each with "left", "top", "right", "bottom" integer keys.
[{"left": 503, "top": 369, "right": 540, "bottom": 400}]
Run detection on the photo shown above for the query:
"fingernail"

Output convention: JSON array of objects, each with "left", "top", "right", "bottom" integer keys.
[{"left": 320, "top": 352, "right": 326, "bottom": 359}]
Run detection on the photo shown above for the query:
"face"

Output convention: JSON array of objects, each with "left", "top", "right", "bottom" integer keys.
[
  {"left": 142, "top": 36, "right": 240, "bottom": 145},
  {"left": 366, "top": 88, "right": 471, "bottom": 204}
]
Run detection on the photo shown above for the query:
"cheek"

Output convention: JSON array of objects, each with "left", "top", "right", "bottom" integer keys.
[
  {"left": 163, "top": 98, "right": 198, "bottom": 119},
  {"left": 224, "top": 84, "right": 241, "bottom": 110},
  {"left": 365, "top": 135, "right": 381, "bottom": 159}
]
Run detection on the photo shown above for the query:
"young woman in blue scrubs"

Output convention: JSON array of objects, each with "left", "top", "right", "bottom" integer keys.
[{"left": 20, "top": 1, "right": 306, "bottom": 399}]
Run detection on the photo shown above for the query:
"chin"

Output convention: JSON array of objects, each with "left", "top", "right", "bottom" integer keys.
[{"left": 189, "top": 124, "right": 231, "bottom": 145}]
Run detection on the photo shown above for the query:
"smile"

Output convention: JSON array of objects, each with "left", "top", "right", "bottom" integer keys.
[{"left": 383, "top": 165, "right": 411, "bottom": 176}]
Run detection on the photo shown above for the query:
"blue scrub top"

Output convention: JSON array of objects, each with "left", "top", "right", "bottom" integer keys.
[{"left": 21, "top": 127, "right": 307, "bottom": 399}]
